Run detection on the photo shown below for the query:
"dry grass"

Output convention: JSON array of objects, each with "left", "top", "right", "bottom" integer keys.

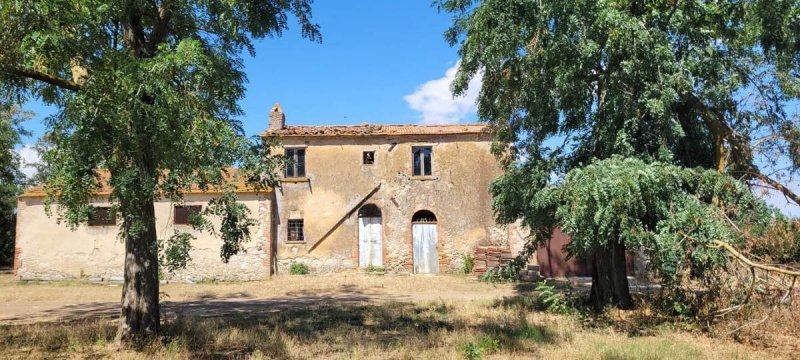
[
  {"left": 0, "top": 299, "right": 771, "bottom": 359},
  {"left": 0, "top": 273, "right": 789, "bottom": 359}
]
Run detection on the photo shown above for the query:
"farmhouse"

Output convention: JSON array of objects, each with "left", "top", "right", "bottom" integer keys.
[{"left": 13, "top": 104, "right": 529, "bottom": 281}]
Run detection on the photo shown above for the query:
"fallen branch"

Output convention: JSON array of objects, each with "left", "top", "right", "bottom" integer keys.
[
  {"left": 710, "top": 240, "right": 800, "bottom": 277},
  {"left": 678, "top": 232, "right": 800, "bottom": 318}
]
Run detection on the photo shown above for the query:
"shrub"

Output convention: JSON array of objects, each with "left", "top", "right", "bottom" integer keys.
[
  {"left": 289, "top": 262, "right": 309, "bottom": 275},
  {"left": 535, "top": 280, "right": 572, "bottom": 314},
  {"left": 364, "top": 264, "right": 384, "bottom": 274},
  {"left": 462, "top": 253, "right": 474, "bottom": 274},
  {"left": 462, "top": 342, "right": 483, "bottom": 360}
]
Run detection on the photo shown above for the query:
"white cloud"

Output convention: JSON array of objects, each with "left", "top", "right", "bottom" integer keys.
[
  {"left": 17, "top": 144, "right": 40, "bottom": 179},
  {"left": 404, "top": 62, "right": 482, "bottom": 125}
]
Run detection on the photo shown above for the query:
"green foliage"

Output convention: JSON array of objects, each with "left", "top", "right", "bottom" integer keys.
[
  {"left": 0, "top": 1, "right": 319, "bottom": 270},
  {"left": 439, "top": 1, "right": 800, "bottom": 308},
  {"left": 289, "top": 262, "right": 309, "bottom": 275},
  {"left": 462, "top": 253, "right": 474, "bottom": 274},
  {"left": 529, "top": 157, "right": 773, "bottom": 309},
  {"left": 364, "top": 264, "right": 384, "bottom": 274},
  {"left": 0, "top": 104, "right": 29, "bottom": 267},
  {"left": 462, "top": 342, "right": 484, "bottom": 360},
  {"left": 534, "top": 281, "right": 572, "bottom": 314},
  {"left": 439, "top": 0, "right": 800, "bottom": 173},
  {"left": 158, "top": 232, "right": 194, "bottom": 274},
  {"left": 463, "top": 335, "right": 503, "bottom": 359}
]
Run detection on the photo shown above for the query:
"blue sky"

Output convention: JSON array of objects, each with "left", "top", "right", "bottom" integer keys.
[{"left": 22, "top": 1, "right": 474, "bottom": 143}]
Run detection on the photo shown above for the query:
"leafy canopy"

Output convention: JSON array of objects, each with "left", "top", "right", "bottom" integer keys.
[
  {"left": 0, "top": 0, "right": 320, "bottom": 268},
  {"left": 440, "top": 0, "right": 799, "bottom": 185},
  {"left": 0, "top": 103, "right": 29, "bottom": 266},
  {"left": 440, "top": 0, "right": 800, "bottom": 298}
]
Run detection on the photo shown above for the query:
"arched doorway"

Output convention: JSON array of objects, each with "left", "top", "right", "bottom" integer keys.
[
  {"left": 412, "top": 210, "right": 438, "bottom": 274},
  {"left": 358, "top": 204, "right": 382, "bottom": 267}
]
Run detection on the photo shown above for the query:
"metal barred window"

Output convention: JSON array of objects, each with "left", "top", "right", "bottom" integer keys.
[{"left": 288, "top": 219, "right": 305, "bottom": 242}]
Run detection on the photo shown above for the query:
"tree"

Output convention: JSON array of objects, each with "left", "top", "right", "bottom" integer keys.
[
  {"left": 0, "top": 103, "right": 29, "bottom": 268},
  {"left": 438, "top": 0, "right": 800, "bottom": 308},
  {"left": 0, "top": 0, "right": 320, "bottom": 343}
]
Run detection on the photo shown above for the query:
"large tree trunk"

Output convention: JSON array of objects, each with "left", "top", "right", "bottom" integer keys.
[
  {"left": 115, "top": 198, "right": 160, "bottom": 344},
  {"left": 589, "top": 241, "right": 634, "bottom": 310}
]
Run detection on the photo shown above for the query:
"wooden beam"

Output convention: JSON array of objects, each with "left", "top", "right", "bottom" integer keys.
[{"left": 307, "top": 183, "right": 381, "bottom": 253}]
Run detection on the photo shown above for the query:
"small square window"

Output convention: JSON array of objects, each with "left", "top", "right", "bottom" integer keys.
[
  {"left": 88, "top": 207, "right": 116, "bottom": 226},
  {"left": 288, "top": 219, "right": 305, "bottom": 242},
  {"left": 363, "top": 151, "right": 375, "bottom": 165},
  {"left": 174, "top": 205, "right": 202, "bottom": 225}
]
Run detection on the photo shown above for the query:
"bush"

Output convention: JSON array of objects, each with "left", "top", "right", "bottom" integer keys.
[
  {"left": 289, "top": 262, "right": 309, "bottom": 275},
  {"left": 462, "top": 253, "right": 474, "bottom": 274},
  {"left": 535, "top": 280, "right": 573, "bottom": 314},
  {"left": 364, "top": 264, "right": 384, "bottom": 274}
]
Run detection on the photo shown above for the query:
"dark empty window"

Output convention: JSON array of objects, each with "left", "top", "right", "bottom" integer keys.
[
  {"left": 174, "top": 205, "right": 202, "bottom": 225},
  {"left": 88, "top": 207, "right": 116, "bottom": 226},
  {"left": 363, "top": 151, "right": 375, "bottom": 165},
  {"left": 288, "top": 219, "right": 305, "bottom": 242},
  {"left": 412, "top": 146, "right": 432, "bottom": 176},
  {"left": 285, "top": 148, "right": 306, "bottom": 178}
]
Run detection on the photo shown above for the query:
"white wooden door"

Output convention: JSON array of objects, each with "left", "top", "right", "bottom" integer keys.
[
  {"left": 359, "top": 217, "right": 382, "bottom": 267},
  {"left": 412, "top": 223, "right": 438, "bottom": 273}
]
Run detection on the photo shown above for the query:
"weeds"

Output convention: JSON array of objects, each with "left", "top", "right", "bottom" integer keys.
[
  {"left": 534, "top": 280, "right": 573, "bottom": 314},
  {"left": 288, "top": 262, "right": 309, "bottom": 275},
  {"left": 364, "top": 264, "right": 384, "bottom": 274},
  {"left": 462, "top": 253, "right": 474, "bottom": 274}
]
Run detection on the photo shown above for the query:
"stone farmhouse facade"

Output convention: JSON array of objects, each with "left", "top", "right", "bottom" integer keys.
[{"left": 14, "top": 104, "right": 527, "bottom": 281}]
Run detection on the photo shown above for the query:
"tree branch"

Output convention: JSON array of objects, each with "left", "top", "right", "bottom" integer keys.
[
  {"left": 711, "top": 239, "right": 800, "bottom": 277},
  {"left": 147, "top": 0, "right": 173, "bottom": 54},
  {"left": 3, "top": 66, "right": 82, "bottom": 91},
  {"left": 748, "top": 168, "right": 800, "bottom": 206}
]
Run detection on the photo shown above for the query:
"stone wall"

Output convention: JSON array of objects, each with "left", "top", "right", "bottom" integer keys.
[
  {"left": 15, "top": 193, "right": 272, "bottom": 281},
  {"left": 274, "top": 133, "right": 508, "bottom": 274}
]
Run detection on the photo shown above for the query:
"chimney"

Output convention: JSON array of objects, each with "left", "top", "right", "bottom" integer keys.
[{"left": 269, "top": 103, "right": 285, "bottom": 130}]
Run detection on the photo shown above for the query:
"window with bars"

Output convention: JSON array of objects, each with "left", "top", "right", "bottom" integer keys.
[
  {"left": 285, "top": 148, "right": 306, "bottom": 178},
  {"left": 412, "top": 146, "right": 432, "bottom": 176},
  {"left": 88, "top": 207, "right": 116, "bottom": 226},
  {"left": 287, "top": 219, "right": 305, "bottom": 242},
  {"left": 174, "top": 205, "right": 202, "bottom": 225}
]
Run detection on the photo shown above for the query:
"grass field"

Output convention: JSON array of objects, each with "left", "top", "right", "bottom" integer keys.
[{"left": 0, "top": 273, "right": 788, "bottom": 359}]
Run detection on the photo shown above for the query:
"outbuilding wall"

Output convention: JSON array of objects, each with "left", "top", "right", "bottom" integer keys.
[{"left": 14, "top": 193, "right": 273, "bottom": 281}]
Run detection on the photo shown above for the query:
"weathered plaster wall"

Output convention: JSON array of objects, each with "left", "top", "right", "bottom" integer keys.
[
  {"left": 275, "top": 133, "right": 510, "bottom": 273},
  {"left": 15, "top": 193, "right": 272, "bottom": 281}
]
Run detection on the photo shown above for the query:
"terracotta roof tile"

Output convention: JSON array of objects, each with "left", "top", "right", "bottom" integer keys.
[
  {"left": 262, "top": 123, "right": 491, "bottom": 137},
  {"left": 20, "top": 168, "right": 267, "bottom": 198}
]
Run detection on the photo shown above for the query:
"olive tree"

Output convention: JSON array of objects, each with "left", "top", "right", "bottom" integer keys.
[{"left": 0, "top": 0, "right": 319, "bottom": 343}]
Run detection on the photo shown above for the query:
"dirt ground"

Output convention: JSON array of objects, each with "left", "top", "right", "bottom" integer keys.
[
  {"left": 0, "top": 273, "right": 517, "bottom": 324},
  {"left": 0, "top": 273, "right": 790, "bottom": 359}
]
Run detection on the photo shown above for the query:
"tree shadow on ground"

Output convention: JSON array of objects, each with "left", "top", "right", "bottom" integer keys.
[{"left": 0, "top": 287, "right": 567, "bottom": 359}]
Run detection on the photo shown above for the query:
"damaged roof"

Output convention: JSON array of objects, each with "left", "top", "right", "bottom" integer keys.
[
  {"left": 20, "top": 168, "right": 268, "bottom": 198},
  {"left": 262, "top": 124, "right": 491, "bottom": 138}
]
